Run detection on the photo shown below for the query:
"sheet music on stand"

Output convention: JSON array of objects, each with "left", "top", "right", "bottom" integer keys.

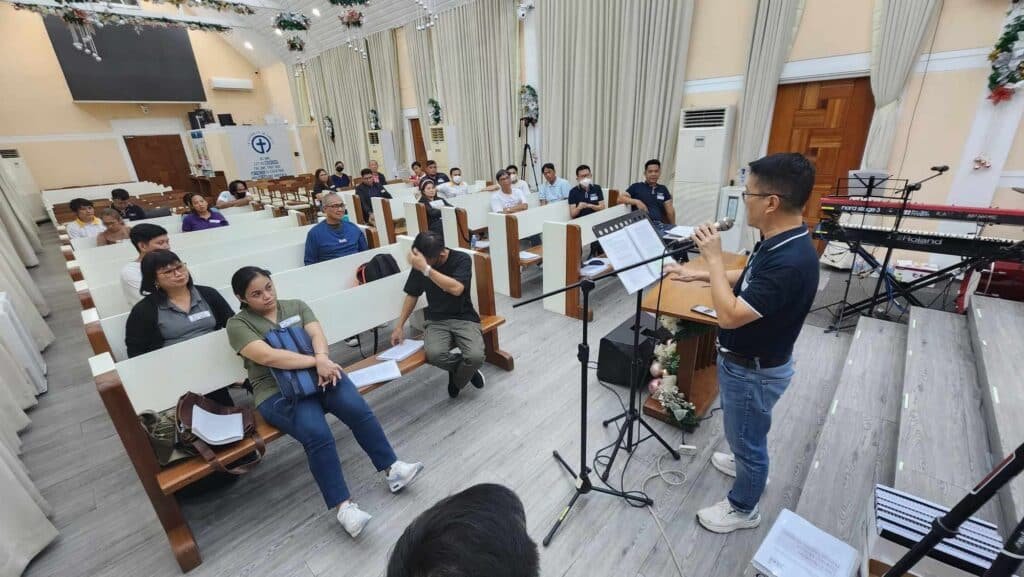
[{"left": 592, "top": 211, "right": 669, "bottom": 294}]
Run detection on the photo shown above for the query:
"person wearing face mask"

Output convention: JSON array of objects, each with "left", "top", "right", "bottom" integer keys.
[
  {"left": 217, "top": 180, "right": 252, "bottom": 209},
  {"left": 568, "top": 164, "right": 606, "bottom": 258},
  {"left": 331, "top": 162, "right": 351, "bottom": 189},
  {"left": 619, "top": 158, "right": 676, "bottom": 235},
  {"left": 391, "top": 232, "right": 486, "bottom": 399},
  {"left": 505, "top": 165, "right": 532, "bottom": 197},
  {"left": 437, "top": 167, "right": 470, "bottom": 199}
]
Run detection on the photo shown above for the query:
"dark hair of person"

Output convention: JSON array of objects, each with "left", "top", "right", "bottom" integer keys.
[
  {"left": 505, "top": 164, "right": 518, "bottom": 172},
  {"left": 140, "top": 250, "right": 192, "bottom": 295},
  {"left": 748, "top": 152, "right": 816, "bottom": 213},
  {"left": 129, "top": 223, "right": 168, "bottom": 253},
  {"left": 185, "top": 192, "right": 206, "bottom": 213},
  {"left": 335, "top": 161, "right": 344, "bottom": 169},
  {"left": 361, "top": 168, "right": 374, "bottom": 177},
  {"left": 411, "top": 161, "right": 421, "bottom": 169},
  {"left": 412, "top": 231, "right": 445, "bottom": 260},
  {"left": 426, "top": 159, "right": 437, "bottom": 168},
  {"left": 575, "top": 164, "right": 591, "bottom": 176},
  {"left": 69, "top": 197, "right": 93, "bottom": 212},
  {"left": 228, "top": 180, "right": 246, "bottom": 195},
  {"left": 111, "top": 188, "right": 130, "bottom": 201},
  {"left": 313, "top": 168, "right": 330, "bottom": 193},
  {"left": 418, "top": 179, "right": 435, "bottom": 193},
  {"left": 450, "top": 167, "right": 461, "bottom": 175},
  {"left": 386, "top": 484, "right": 540, "bottom": 577},
  {"left": 644, "top": 158, "right": 661, "bottom": 170},
  {"left": 541, "top": 162, "right": 555, "bottom": 173},
  {"left": 495, "top": 169, "right": 510, "bottom": 182},
  {"left": 231, "top": 266, "right": 272, "bottom": 306}
]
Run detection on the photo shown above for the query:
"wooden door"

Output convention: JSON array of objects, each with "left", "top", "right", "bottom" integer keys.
[
  {"left": 123, "top": 134, "right": 193, "bottom": 192},
  {"left": 409, "top": 118, "right": 427, "bottom": 166},
  {"left": 767, "top": 77, "right": 874, "bottom": 250}
]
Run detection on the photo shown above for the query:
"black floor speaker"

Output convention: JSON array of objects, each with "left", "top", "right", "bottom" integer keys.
[{"left": 597, "top": 314, "right": 663, "bottom": 389}]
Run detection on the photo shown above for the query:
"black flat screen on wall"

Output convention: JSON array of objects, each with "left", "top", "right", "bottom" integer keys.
[{"left": 44, "top": 16, "right": 206, "bottom": 102}]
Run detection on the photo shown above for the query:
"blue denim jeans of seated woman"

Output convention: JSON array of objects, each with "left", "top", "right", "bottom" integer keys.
[
  {"left": 717, "top": 355, "right": 794, "bottom": 513},
  {"left": 258, "top": 374, "right": 397, "bottom": 508}
]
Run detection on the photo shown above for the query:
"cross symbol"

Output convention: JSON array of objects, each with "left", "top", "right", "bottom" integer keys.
[{"left": 251, "top": 135, "right": 272, "bottom": 154}]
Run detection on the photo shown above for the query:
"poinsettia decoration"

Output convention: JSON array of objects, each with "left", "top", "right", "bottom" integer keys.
[
  {"left": 339, "top": 10, "right": 363, "bottom": 28},
  {"left": 987, "top": 4, "right": 1024, "bottom": 104},
  {"left": 275, "top": 12, "right": 310, "bottom": 31}
]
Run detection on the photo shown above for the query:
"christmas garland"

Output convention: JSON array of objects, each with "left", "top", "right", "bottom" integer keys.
[
  {"left": 987, "top": 4, "right": 1024, "bottom": 104},
  {"left": 274, "top": 12, "right": 310, "bottom": 31},
  {"left": 327, "top": 0, "right": 369, "bottom": 5},
  {"left": 11, "top": 2, "right": 231, "bottom": 32},
  {"left": 647, "top": 317, "right": 699, "bottom": 429},
  {"left": 286, "top": 35, "right": 305, "bottom": 52},
  {"left": 519, "top": 84, "right": 538, "bottom": 126},
  {"left": 147, "top": 0, "right": 255, "bottom": 15},
  {"left": 339, "top": 9, "right": 364, "bottom": 28},
  {"left": 428, "top": 98, "right": 442, "bottom": 125}
]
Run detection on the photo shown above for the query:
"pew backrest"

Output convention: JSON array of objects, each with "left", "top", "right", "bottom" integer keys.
[
  {"left": 488, "top": 201, "right": 571, "bottom": 296},
  {"left": 68, "top": 207, "right": 272, "bottom": 252}
]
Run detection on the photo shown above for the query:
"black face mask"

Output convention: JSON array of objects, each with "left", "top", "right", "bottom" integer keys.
[{"left": 336, "top": 167, "right": 344, "bottom": 173}]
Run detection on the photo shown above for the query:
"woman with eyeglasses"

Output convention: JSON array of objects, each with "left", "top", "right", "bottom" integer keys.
[{"left": 124, "top": 249, "right": 235, "bottom": 406}]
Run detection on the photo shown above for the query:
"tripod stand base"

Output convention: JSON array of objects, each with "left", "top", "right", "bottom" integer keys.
[
  {"left": 542, "top": 450, "right": 653, "bottom": 547},
  {"left": 599, "top": 409, "right": 681, "bottom": 481}
]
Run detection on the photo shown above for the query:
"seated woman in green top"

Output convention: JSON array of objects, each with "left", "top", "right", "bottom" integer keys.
[{"left": 225, "top": 266, "right": 423, "bottom": 538}]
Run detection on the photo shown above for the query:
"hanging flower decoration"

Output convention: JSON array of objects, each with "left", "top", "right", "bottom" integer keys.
[
  {"left": 327, "top": 0, "right": 369, "bottom": 5},
  {"left": 11, "top": 2, "right": 232, "bottom": 32},
  {"left": 427, "top": 98, "right": 442, "bottom": 125},
  {"left": 286, "top": 35, "right": 305, "bottom": 52},
  {"left": 323, "top": 116, "right": 336, "bottom": 142},
  {"left": 339, "top": 10, "right": 364, "bottom": 28},
  {"left": 274, "top": 12, "right": 310, "bottom": 31},
  {"left": 369, "top": 109, "right": 381, "bottom": 131},
  {"left": 519, "top": 84, "right": 538, "bottom": 126},
  {"left": 987, "top": 5, "right": 1024, "bottom": 104},
  {"left": 147, "top": 0, "right": 256, "bottom": 15}
]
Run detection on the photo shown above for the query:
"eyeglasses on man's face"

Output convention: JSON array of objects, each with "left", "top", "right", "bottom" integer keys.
[{"left": 323, "top": 203, "right": 345, "bottom": 210}]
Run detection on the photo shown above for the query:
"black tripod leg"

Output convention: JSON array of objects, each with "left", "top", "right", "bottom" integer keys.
[
  {"left": 603, "top": 411, "right": 627, "bottom": 427},
  {"left": 637, "top": 417, "right": 681, "bottom": 459},
  {"left": 552, "top": 450, "right": 576, "bottom": 477},
  {"left": 600, "top": 417, "right": 633, "bottom": 481},
  {"left": 543, "top": 490, "right": 581, "bottom": 547}
]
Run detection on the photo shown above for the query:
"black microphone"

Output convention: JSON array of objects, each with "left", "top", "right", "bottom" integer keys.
[
  {"left": 666, "top": 217, "right": 736, "bottom": 250},
  {"left": 931, "top": 165, "right": 950, "bottom": 173}
]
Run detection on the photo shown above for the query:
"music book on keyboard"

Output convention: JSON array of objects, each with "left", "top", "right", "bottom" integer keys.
[
  {"left": 377, "top": 339, "right": 424, "bottom": 362},
  {"left": 190, "top": 405, "right": 244, "bottom": 446}
]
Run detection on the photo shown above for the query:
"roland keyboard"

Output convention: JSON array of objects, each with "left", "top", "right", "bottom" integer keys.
[
  {"left": 820, "top": 197, "right": 1024, "bottom": 226},
  {"left": 813, "top": 221, "right": 1020, "bottom": 258}
]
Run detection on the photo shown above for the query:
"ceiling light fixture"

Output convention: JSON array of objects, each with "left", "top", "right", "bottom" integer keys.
[
  {"left": 311, "top": 7, "right": 320, "bottom": 17},
  {"left": 274, "top": 28, "right": 283, "bottom": 36},
  {"left": 244, "top": 40, "right": 254, "bottom": 50}
]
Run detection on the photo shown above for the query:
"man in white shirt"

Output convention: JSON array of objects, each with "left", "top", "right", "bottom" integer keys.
[
  {"left": 216, "top": 180, "right": 252, "bottom": 209},
  {"left": 538, "top": 163, "right": 571, "bottom": 205},
  {"left": 490, "top": 170, "right": 529, "bottom": 214},
  {"left": 121, "top": 223, "right": 170, "bottom": 306},
  {"left": 505, "top": 165, "right": 532, "bottom": 198},
  {"left": 65, "top": 198, "right": 106, "bottom": 239},
  {"left": 438, "top": 167, "right": 471, "bottom": 199}
]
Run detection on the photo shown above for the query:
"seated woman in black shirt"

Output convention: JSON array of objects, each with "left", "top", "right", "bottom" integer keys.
[
  {"left": 417, "top": 179, "right": 452, "bottom": 242},
  {"left": 124, "top": 249, "right": 235, "bottom": 406}
]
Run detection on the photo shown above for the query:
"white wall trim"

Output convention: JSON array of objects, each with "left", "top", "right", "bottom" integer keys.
[
  {"left": 998, "top": 171, "right": 1024, "bottom": 188},
  {"left": 684, "top": 75, "right": 744, "bottom": 94},
  {"left": 402, "top": 108, "right": 419, "bottom": 118}
]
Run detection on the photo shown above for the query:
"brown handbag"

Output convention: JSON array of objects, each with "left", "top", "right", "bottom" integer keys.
[{"left": 175, "top": 392, "right": 266, "bottom": 475}]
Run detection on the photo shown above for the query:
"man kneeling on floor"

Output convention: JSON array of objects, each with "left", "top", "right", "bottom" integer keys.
[{"left": 391, "top": 231, "right": 485, "bottom": 398}]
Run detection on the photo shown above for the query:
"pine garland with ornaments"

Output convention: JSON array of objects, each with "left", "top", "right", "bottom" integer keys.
[
  {"left": 11, "top": 2, "right": 231, "bottom": 32},
  {"left": 274, "top": 12, "right": 310, "bottom": 31},
  {"left": 987, "top": 2, "right": 1024, "bottom": 104},
  {"left": 647, "top": 317, "right": 699, "bottom": 430},
  {"left": 286, "top": 35, "right": 305, "bottom": 52},
  {"left": 327, "top": 0, "right": 369, "bottom": 5}
]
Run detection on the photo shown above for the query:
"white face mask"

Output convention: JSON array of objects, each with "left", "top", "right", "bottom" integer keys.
[
  {"left": 579, "top": 178, "right": 592, "bottom": 188},
  {"left": 510, "top": 174, "right": 518, "bottom": 182},
  {"left": 453, "top": 175, "right": 463, "bottom": 184}
]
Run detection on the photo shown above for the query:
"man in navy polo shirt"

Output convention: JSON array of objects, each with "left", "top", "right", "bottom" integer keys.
[
  {"left": 619, "top": 158, "right": 675, "bottom": 234},
  {"left": 666, "top": 152, "right": 819, "bottom": 534}
]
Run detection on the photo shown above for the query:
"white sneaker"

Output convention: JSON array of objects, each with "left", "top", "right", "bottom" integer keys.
[
  {"left": 696, "top": 499, "right": 760, "bottom": 534},
  {"left": 345, "top": 337, "right": 360, "bottom": 347},
  {"left": 386, "top": 460, "right": 424, "bottom": 493},
  {"left": 337, "top": 502, "right": 372, "bottom": 537},
  {"left": 711, "top": 452, "right": 737, "bottom": 478}
]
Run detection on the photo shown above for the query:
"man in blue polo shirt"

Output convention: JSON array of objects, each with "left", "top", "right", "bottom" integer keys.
[
  {"left": 620, "top": 158, "right": 675, "bottom": 234},
  {"left": 666, "top": 153, "right": 819, "bottom": 534},
  {"left": 304, "top": 192, "right": 368, "bottom": 265}
]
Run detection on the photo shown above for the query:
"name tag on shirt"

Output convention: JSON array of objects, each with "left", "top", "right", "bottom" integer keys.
[
  {"left": 188, "top": 310, "right": 212, "bottom": 323},
  {"left": 655, "top": 193, "right": 666, "bottom": 201},
  {"left": 589, "top": 194, "right": 598, "bottom": 202},
  {"left": 279, "top": 315, "right": 302, "bottom": 328},
  {"left": 209, "top": 219, "right": 222, "bottom": 224},
  {"left": 429, "top": 200, "right": 444, "bottom": 208},
  {"left": 338, "top": 238, "right": 348, "bottom": 244}
]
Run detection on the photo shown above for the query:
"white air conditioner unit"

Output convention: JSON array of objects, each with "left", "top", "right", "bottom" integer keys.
[
  {"left": 210, "top": 77, "right": 254, "bottom": 91},
  {"left": 673, "top": 106, "right": 735, "bottom": 226},
  {"left": 366, "top": 130, "right": 398, "bottom": 178},
  {"left": 428, "top": 125, "right": 453, "bottom": 173},
  {"left": 0, "top": 149, "right": 45, "bottom": 222}
]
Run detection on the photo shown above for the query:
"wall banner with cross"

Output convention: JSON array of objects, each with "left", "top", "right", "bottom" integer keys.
[{"left": 227, "top": 125, "right": 292, "bottom": 180}]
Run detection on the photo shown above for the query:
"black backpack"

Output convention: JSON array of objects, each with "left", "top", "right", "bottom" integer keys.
[{"left": 356, "top": 253, "right": 401, "bottom": 285}]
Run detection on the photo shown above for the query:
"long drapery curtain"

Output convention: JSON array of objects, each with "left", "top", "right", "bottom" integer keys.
[
  {"left": 735, "top": 0, "right": 805, "bottom": 168},
  {"left": 403, "top": 24, "right": 438, "bottom": 159},
  {"left": 539, "top": 0, "right": 694, "bottom": 189},
  {"left": 433, "top": 0, "right": 518, "bottom": 182},
  {"left": 0, "top": 169, "right": 41, "bottom": 268},
  {"left": 305, "top": 43, "right": 377, "bottom": 173},
  {"left": 367, "top": 29, "right": 408, "bottom": 169},
  {"left": 861, "top": 0, "right": 942, "bottom": 170}
]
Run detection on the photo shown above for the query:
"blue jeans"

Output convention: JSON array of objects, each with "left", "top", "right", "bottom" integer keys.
[
  {"left": 258, "top": 375, "right": 397, "bottom": 509},
  {"left": 717, "top": 355, "right": 794, "bottom": 513}
]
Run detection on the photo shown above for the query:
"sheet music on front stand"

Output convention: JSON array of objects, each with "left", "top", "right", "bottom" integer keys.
[{"left": 593, "top": 211, "right": 669, "bottom": 294}]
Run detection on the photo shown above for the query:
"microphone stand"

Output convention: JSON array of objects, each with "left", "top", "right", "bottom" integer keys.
[{"left": 515, "top": 240, "right": 692, "bottom": 546}]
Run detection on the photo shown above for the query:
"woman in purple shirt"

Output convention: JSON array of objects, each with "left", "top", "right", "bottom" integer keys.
[{"left": 181, "top": 192, "right": 230, "bottom": 232}]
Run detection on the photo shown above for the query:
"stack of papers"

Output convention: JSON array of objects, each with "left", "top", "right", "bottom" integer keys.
[
  {"left": 474, "top": 240, "right": 490, "bottom": 249},
  {"left": 519, "top": 251, "right": 541, "bottom": 261},
  {"left": 752, "top": 509, "right": 858, "bottom": 577},
  {"left": 580, "top": 259, "right": 609, "bottom": 277},
  {"left": 348, "top": 360, "right": 402, "bottom": 388},
  {"left": 664, "top": 225, "right": 695, "bottom": 239},
  {"left": 190, "top": 405, "right": 244, "bottom": 446},
  {"left": 378, "top": 339, "right": 424, "bottom": 362}
]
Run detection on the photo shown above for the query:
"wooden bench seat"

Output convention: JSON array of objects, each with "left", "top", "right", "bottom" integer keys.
[
  {"left": 153, "top": 315, "right": 505, "bottom": 496},
  {"left": 488, "top": 201, "right": 569, "bottom": 298}
]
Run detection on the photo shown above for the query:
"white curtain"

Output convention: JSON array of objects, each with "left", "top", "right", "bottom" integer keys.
[
  {"left": 403, "top": 24, "right": 438, "bottom": 160},
  {"left": 0, "top": 225, "right": 52, "bottom": 350},
  {"left": 367, "top": 29, "right": 408, "bottom": 169},
  {"left": 306, "top": 43, "right": 377, "bottom": 173},
  {"left": 861, "top": 0, "right": 942, "bottom": 170},
  {"left": 735, "top": 0, "right": 805, "bottom": 168},
  {"left": 0, "top": 168, "right": 41, "bottom": 268},
  {"left": 433, "top": 0, "right": 519, "bottom": 182},
  {"left": 539, "top": 0, "right": 694, "bottom": 188}
]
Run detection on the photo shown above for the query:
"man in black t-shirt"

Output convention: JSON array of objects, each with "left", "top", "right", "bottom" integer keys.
[
  {"left": 567, "top": 164, "right": 606, "bottom": 258},
  {"left": 392, "top": 232, "right": 485, "bottom": 399},
  {"left": 355, "top": 168, "right": 393, "bottom": 225},
  {"left": 421, "top": 159, "right": 451, "bottom": 186},
  {"left": 619, "top": 159, "right": 675, "bottom": 235}
]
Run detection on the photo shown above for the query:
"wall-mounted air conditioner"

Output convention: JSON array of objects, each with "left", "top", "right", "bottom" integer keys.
[
  {"left": 673, "top": 106, "right": 735, "bottom": 226},
  {"left": 211, "top": 77, "right": 255, "bottom": 92}
]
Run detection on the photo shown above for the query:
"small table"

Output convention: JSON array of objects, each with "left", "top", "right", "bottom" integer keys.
[{"left": 640, "top": 252, "right": 747, "bottom": 421}]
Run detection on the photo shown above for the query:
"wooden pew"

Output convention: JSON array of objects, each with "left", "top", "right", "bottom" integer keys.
[
  {"left": 487, "top": 201, "right": 571, "bottom": 298},
  {"left": 67, "top": 206, "right": 273, "bottom": 252},
  {"left": 89, "top": 243, "right": 512, "bottom": 571},
  {"left": 541, "top": 205, "right": 630, "bottom": 319},
  {"left": 439, "top": 188, "right": 535, "bottom": 250}
]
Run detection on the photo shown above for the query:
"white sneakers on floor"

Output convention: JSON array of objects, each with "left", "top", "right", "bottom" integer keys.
[
  {"left": 711, "top": 451, "right": 737, "bottom": 478},
  {"left": 337, "top": 502, "right": 372, "bottom": 537},
  {"left": 386, "top": 460, "right": 424, "bottom": 493},
  {"left": 697, "top": 499, "right": 761, "bottom": 534}
]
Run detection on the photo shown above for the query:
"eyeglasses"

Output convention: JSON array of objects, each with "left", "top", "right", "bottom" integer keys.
[
  {"left": 741, "top": 191, "right": 776, "bottom": 200},
  {"left": 323, "top": 203, "right": 345, "bottom": 210},
  {"left": 157, "top": 263, "right": 188, "bottom": 277}
]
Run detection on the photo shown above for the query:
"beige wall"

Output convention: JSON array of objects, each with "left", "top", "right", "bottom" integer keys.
[
  {"left": 16, "top": 139, "right": 133, "bottom": 190},
  {"left": 298, "top": 125, "right": 324, "bottom": 173},
  {"left": 685, "top": 0, "right": 752, "bottom": 80},
  {"left": 789, "top": 0, "right": 872, "bottom": 61},
  {"left": 395, "top": 28, "right": 418, "bottom": 110}
]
